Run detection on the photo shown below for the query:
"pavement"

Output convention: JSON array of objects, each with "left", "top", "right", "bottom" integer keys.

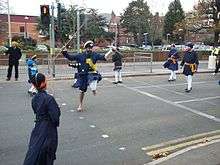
[
  {"left": 0, "top": 60, "right": 214, "bottom": 81},
  {"left": 0, "top": 61, "right": 220, "bottom": 165}
]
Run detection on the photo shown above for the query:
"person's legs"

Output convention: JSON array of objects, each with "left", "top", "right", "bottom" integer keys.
[
  {"left": 185, "top": 75, "right": 192, "bottom": 92},
  {"left": 6, "top": 64, "right": 13, "bottom": 80},
  {"left": 169, "top": 70, "right": 174, "bottom": 80},
  {"left": 78, "top": 91, "right": 85, "bottom": 111},
  {"left": 89, "top": 80, "right": 97, "bottom": 96},
  {"left": 173, "top": 71, "right": 177, "bottom": 80},
  {"left": 15, "top": 63, "right": 19, "bottom": 80},
  {"left": 214, "top": 59, "right": 220, "bottom": 73},
  {"left": 114, "top": 70, "right": 119, "bottom": 83},
  {"left": 118, "top": 70, "right": 122, "bottom": 82}
]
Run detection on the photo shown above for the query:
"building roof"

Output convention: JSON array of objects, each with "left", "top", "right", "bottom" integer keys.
[{"left": 0, "top": 14, "right": 38, "bottom": 23}]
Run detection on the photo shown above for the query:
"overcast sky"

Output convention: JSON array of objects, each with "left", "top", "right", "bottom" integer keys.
[{"left": 7, "top": 0, "right": 198, "bottom": 16}]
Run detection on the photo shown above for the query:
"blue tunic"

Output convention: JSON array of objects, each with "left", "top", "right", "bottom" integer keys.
[
  {"left": 63, "top": 51, "right": 106, "bottom": 92},
  {"left": 23, "top": 91, "right": 61, "bottom": 165},
  {"left": 167, "top": 48, "right": 179, "bottom": 71},
  {"left": 180, "top": 50, "right": 199, "bottom": 76},
  {"left": 26, "top": 59, "right": 38, "bottom": 83}
]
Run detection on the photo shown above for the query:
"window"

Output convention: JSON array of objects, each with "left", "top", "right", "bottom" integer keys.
[{"left": 20, "top": 26, "right": 25, "bottom": 32}]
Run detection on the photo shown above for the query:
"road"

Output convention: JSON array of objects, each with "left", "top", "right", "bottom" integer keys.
[{"left": 0, "top": 73, "right": 219, "bottom": 165}]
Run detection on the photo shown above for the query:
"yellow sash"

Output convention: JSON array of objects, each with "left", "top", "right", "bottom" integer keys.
[
  {"left": 86, "top": 58, "right": 97, "bottom": 72},
  {"left": 190, "top": 64, "right": 197, "bottom": 73}
]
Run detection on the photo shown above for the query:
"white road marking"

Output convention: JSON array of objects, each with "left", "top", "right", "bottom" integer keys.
[
  {"left": 145, "top": 138, "right": 220, "bottom": 165},
  {"left": 119, "top": 147, "right": 126, "bottom": 151},
  {"left": 70, "top": 109, "right": 75, "bottom": 112},
  {"left": 120, "top": 84, "right": 220, "bottom": 123},
  {"left": 175, "top": 96, "right": 220, "bottom": 104},
  {"left": 102, "top": 134, "right": 109, "bottom": 138},
  {"left": 89, "top": 125, "right": 96, "bottom": 128},
  {"left": 62, "top": 103, "right": 66, "bottom": 106},
  {"left": 79, "top": 117, "right": 85, "bottom": 120}
]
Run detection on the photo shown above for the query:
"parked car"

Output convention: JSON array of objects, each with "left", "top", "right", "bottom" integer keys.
[
  {"left": 35, "top": 44, "right": 49, "bottom": 52},
  {"left": 0, "top": 45, "right": 8, "bottom": 54}
]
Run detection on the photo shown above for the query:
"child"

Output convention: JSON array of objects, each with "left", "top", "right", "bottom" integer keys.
[
  {"left": 112, "top": 47, "right": 123, "bottom": 84},
  {"left": 26, "top": 55, "right": 38, "bottom": 95},
  {"left": 23, "top": 73, "right": 61, "bottom": 165}
]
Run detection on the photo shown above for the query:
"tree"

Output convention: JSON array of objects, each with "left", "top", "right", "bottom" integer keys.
[
  {"left": 163, "top": 0, "right": 185, "bottom": 43},
  {"left": 0, "top": 0, "right": 7, "bottom": 14},
  {"left": 81, "top": 9, "right": 113, "bottom": 42},
  {"left": 121, "top": 0, "right": 152, "bottom": 45}
]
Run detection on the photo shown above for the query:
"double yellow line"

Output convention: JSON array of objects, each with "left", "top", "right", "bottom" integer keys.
[{"left": 142, "top": 130, "right": 220, "bottom": 159}]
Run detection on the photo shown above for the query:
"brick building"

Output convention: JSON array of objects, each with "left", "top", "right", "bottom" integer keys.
[
  {"left": 0, "top": 14, "right": 39, "bottom": 45},
  {"left": 108, "top": 11, "right": 134, "bottom": 46}
]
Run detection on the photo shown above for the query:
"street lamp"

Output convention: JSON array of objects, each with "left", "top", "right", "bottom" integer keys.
[
  {"left": 166, "top": 33, "right": 170, "bottom": 44},
  {"left": 143, "top": 33, "right": 148, "bottom": 47},
  {"left": 24, "top": 16, "right": 29, "bottom": 39}
]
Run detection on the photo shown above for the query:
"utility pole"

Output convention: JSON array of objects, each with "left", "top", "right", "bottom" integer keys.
[
  {"left": 7, "top": 0, "right": 11, "bottom": 46},
  {"left": 77, "top": 9, "right": 80, "bottom": 53},
  {"left": 50, "top": 2, "right": 55, "bottom": 77}
]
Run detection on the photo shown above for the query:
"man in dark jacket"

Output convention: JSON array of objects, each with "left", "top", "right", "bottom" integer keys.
[
  {"left": 112, "top": 47, "right": 123, "bottom": 84},
  {"left": 5, "top": 42, "right": 22, "bottom": 81}
]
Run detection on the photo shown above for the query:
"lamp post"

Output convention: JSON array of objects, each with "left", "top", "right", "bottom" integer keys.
[
  {"left": 166, "top": 33, "right": 170, "bottom": 44},
  {"left": 143, "top": 33, "right": 148, "bottom": 48},
  {"left": 7, "top": 0, "right": 12, "bottom": 46},
  {"left": 24, "top": 16, "right": 29, "bottom": 39}
]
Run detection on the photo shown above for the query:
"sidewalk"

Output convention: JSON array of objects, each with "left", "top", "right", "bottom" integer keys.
[{"left": 0, "top": 61, "right": 214, "bottom": 81}]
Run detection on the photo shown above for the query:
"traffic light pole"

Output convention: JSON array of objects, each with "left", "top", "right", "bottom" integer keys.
[{"left": 50, "top": 2, "right": 56, "bottom": 77}]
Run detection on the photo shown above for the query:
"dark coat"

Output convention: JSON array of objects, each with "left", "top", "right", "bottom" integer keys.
[
  {"left": 180, "top": 50, "right": 199, "bottom": 76},
  {"left": 112, "top": 52, "right": 123, "bottom": 71},
  {"left": 167, "top": 48, "right": 179, "bottom": 71},
  {"left": 23, "top": 91, "right": 61, "bottom": 165},
  {"left": 5, "top": 47, "right": 22, "bottom": 65}
]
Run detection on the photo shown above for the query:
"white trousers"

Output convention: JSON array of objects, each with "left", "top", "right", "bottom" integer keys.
[
  {"left": 186, "top": 75, "right": 192, "bottom": 90},
  {"left": 114, "top": 70, "right": 122, "bottom": 82},
  {"left": 169, "top": 70, "right": 176, "bottom": 80},
  {"left": 89, "top": 80, "right": 97, "bottom": 91}
]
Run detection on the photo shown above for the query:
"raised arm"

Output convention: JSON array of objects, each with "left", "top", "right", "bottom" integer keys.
[{"left": 62, "top": 50, "right": 79, "bottom": 61}]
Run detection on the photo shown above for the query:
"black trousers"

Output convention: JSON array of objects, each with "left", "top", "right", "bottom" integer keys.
[
  {"left": 215, "top": 59, "right": 220, "bottom": 73},
  {"left": 7, "top": 63, "right": 19, "bottom": 79}
]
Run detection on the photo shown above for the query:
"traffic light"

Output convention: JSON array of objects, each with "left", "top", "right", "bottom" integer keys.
[{"left": 40, "top": 5, "right": 50, "bottom": 26}]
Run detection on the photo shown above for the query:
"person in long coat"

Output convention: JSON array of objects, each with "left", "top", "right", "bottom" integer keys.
[
  {"left": 23, "top": 73, "right": 61, "bottom": 165},
  {"left": 180, "top": 43, "right": 199, "bottom": 93},
  {"left": 167, "top": 44, "right": 179, "bottom": 81},
  {"left": 5, "top": 41, "right": 22, "bottom": 81}
]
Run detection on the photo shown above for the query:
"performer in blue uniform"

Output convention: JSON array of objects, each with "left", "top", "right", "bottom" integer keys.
[
  {"left": 23, "top": 73, "right": 61, "bottom": 165},
  {"left": 180, "top": 42, "right": 199, "bottom": 92},
  {"left": 112, "top": 47, "right": 123, "bottom": 84},
  {"left": 165, "top": 44, "right": 179, "bottom": 81},
  {"left": 26, "top": 55, "right": 38, "bottom": 95},
  {"left": 62, "top": 40, "right": 113, "bottom": 112}
]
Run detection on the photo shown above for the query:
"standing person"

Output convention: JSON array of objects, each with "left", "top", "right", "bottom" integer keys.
[
  {"left": 5, "top": 41, "right": 22, "bottom": 81},
  {"left": 112, "top": 47, "right": 123, "bottom": 84},
  {"left": 166, "top": 44, "right": 179, "bottom": 81},
  {"left": 62, "top": 40, "right": 113, "bottom": 112},
  {"left": 180, "top": 42, "right": 199, "bottom": 93},
  {"left": 212, "top": 47, "right": 220, "bottom": 75},
  {"left": 26, "top": 55, "right": 38, "bottom": 95},
  {"left": 23, "top": 73, "right": 61, "bottom": 165}
]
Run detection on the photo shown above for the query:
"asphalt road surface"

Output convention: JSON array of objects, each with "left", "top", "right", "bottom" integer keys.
[{"left": 0, "top": 73, "right": 219, "bottom": 165}]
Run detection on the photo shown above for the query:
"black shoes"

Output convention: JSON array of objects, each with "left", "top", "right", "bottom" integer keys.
[
  {"left": 168, "top": 79, "right": 176, "bottom": 82},
  {"left": 113, "top": 81, "right": 123, "bottom": 84},
  {"left": 185, "top": 87, "right": 192, "bottom": 93}
]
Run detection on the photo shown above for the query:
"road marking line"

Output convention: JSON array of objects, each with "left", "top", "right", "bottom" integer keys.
[
  {"left": 102, "top": 134, "right": 109, "bottom": 138},
  {"left": 147, "top": 134, "right": 220, "bottom": 156},
  {"left": 132, "top": 81, "right": 217, "bottom": 89},
  {"left": 121, "top": 84, "right": 220, "bottom": 122},
  {"left": 145, "top": 138, "right": 220, "bottom": 165},
  {"left": 175, "top": 96, "right": 220, "bottom": 104},
  {"left": 143, "top": 130, "right": 220, "bottom": 152}
]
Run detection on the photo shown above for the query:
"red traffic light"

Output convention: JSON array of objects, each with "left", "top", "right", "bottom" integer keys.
[{"left": 40, "top": 5, "right": 50, "bottom": 16}]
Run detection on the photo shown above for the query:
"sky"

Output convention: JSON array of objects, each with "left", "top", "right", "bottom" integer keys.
[{"left": 6, "top": 0, "right": 199, "bottom": 16}]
